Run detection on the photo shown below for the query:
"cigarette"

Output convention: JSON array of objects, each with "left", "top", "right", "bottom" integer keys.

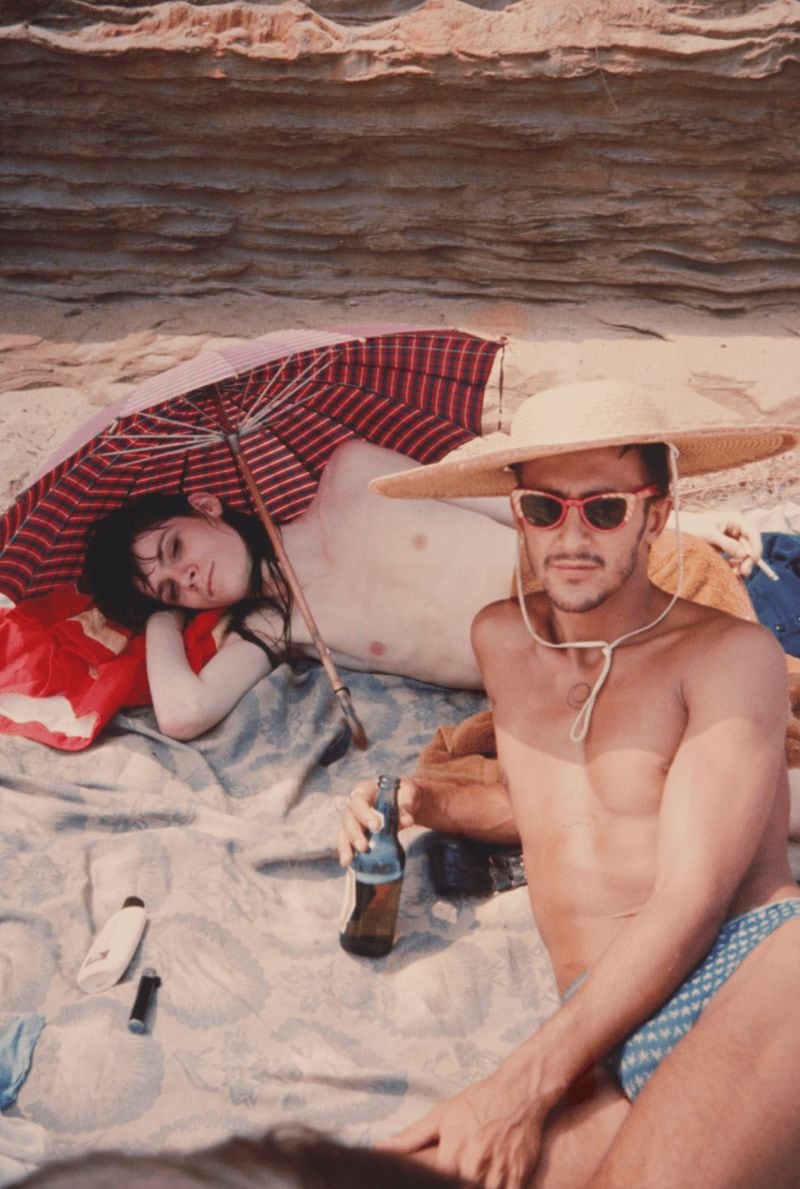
[{"left": 755, "top": 557, "right": 779, "bottom": 582}]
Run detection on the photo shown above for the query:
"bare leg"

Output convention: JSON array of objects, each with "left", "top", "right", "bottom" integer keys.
[
  {"left": 590, "top": 920, "right": 800, "bottom": 1188},
  {"left": 410, "top": 1068, "right": 629, "bottom": 1189},
  {"left": 530, "top": 1068, "right": 630, "bottom": 1189}
]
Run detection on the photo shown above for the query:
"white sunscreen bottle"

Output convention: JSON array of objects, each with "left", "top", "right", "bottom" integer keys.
[{"left": 76, "top": 896, "right": 147, "bottom": 993}]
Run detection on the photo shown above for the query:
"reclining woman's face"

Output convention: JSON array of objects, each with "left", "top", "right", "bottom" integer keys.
[{"left": 131, "top": 493, "right": 254, "bottom": 611}]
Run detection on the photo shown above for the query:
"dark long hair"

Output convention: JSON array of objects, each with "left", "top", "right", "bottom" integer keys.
[{"left": 82, "top": 493, "right": 292, "bottom": 666}]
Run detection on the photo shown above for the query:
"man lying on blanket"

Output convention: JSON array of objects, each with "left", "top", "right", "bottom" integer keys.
[
  {"left": 338, "top": 381, "right": 800, "bottom": 1189},
  {"left": 79, "top": 440, "right": 762, "bottom": 741}
]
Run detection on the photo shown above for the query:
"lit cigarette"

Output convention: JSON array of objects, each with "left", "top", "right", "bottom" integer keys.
[{"left": 755, "top": 557, "right": 779, "bottom": 582}]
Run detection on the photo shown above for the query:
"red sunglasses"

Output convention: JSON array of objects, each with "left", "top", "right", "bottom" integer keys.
[{"left": 511, "top": 485, "right": 661, "bottom": 532}]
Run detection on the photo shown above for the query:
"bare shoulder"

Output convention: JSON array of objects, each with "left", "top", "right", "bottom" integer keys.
[
  {"left": 471, "top": 593, "right": 533, "bottom": 652},
  {"left": 677, "top": 599, "right": 784, "bottom": 662},
  {"left": 320, "top": 440, "right": 412, "bottom": 492},
  {"left": 676, "top": 601, "right": 788, "bottom": 710},
  {"left": 473, "top": 594, "right": 521, "bottom": 629}
]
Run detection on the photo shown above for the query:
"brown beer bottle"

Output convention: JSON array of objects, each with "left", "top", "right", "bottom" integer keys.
[{"left": 339, "top": 775, "right": 405, "bottom": 957}]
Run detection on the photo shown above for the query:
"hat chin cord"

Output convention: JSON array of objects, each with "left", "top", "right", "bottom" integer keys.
[{"left": 514, "top": 443, "right": 684, "bottom": 744}]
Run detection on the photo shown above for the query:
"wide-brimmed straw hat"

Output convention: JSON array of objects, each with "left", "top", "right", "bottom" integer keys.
[{"left": 370, "top": 380, "right": 799, "bottom": 499}]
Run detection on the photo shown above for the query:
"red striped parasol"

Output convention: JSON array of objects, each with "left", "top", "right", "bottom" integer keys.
[{"left": 0, "top": 325, "right": 504, "bottom": 746}]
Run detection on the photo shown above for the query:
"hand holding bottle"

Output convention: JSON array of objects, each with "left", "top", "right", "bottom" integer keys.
[
  {"left": 340, "top": 775, "right": 407, "bottom": 957},
  {"left": 337, "top": 775, "right": 420, "bottom": 867}
]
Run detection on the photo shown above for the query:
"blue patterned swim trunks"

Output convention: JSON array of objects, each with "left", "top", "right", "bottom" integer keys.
[{"left": 566, "top": 897, "right": 800, "bottom": 1102}]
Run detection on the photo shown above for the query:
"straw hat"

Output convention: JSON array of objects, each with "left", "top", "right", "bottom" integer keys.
[{"left": 370, "top": 380, "right": 799, "bottom": 499}]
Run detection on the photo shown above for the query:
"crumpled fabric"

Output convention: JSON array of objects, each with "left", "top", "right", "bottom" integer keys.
[
  {"left": 0, "top": 1116, "right": 50, "bottom": 1188},
  {"left": 0, "top": 586, "right": 222, "bottom": 751},
  {"left": 746, "top": 532, "right": 800, "bottom": 656},
  {"left": 0, "top": 1015, "right": 46, "bottom": 1112},
  {"left": 0, "top": 1015, "right": 48, "bottom": 1186}
]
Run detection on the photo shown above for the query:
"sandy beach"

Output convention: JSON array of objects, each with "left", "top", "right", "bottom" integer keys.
[{"left": 2, "top": 293, "right": 799, "bottom": 518}]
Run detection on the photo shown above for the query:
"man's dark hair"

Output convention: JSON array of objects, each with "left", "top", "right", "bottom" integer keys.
[
  {"left": 510, "top": 442, "right": 671, "bottom": 498},
  {"left": 82, "top": 492, "right": 292, "bottom": 666},
  {"left": 18, "top": 1127, "right": 466, "bottom": 1188},
  {"left": 619, "top": 442, "right": 671, "bottom": 498}
]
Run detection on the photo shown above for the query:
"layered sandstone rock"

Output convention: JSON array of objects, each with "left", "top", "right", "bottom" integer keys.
[{"left": 1, "top": 0, "right": 798, "bottom": 307}]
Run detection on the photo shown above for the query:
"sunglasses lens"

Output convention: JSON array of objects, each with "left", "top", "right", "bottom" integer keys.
[
  {"left": 584, "top": 496, "right": 628, "bottom": 530},
  {"left": 518, "top": 493, "right": 564, "bottom": 527}
]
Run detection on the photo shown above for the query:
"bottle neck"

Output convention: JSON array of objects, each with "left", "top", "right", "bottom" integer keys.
[{"left": 374, "top": 775, "right": 401, "bottom": 834}]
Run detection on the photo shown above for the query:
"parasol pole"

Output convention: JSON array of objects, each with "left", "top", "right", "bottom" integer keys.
[{"left": 223, "top": 428, "right": 369, "bottom": 751}]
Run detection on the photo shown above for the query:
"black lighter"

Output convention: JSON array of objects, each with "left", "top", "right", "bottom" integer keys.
[{"left": 128, "top": 967, "right": 161, "bottom": 1034}]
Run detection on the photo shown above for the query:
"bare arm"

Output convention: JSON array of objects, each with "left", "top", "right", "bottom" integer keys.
[
  {"left": 145, "top": 610, "right": 272, "bottom": 739},
  {"left": 337, "top": 774, "right": 518, "bottom": 867},
  {"left": 673, "top": 509, "right": 762, "bottom": 575},
  {"left": 390, "top": 621, "right": 790, "bottom": 1187}
]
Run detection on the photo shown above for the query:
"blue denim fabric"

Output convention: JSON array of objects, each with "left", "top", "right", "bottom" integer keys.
[
  {"left": 0, "top": 1014, "right": 45, "bottom": 1110},
  {"left": 745, "top": 532, "right": 800, "bottom": 656}
]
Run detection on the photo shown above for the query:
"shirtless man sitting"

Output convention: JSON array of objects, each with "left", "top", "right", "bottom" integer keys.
[
  {"left": 84, "top": 438, "right": 763, "bottom": 740},
  {"left": 338, "top": 381, "right": 800, "bottom": 1188}
]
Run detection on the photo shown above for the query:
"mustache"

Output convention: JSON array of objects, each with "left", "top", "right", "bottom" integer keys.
[{"left": 545, "top": 552, "right": 604, "bottom": 568}]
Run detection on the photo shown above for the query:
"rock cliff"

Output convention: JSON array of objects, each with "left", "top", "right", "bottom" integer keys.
[{"left": 1, "top": 0, "right": 798, "bottom": 307}]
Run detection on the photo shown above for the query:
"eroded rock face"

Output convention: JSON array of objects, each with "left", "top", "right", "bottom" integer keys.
[{"left": 1, "top": 0, "right": 798, "bottom": 307}]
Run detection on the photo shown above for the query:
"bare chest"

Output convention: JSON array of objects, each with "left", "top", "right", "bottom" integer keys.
[
  {"left": 490, "top": 643, "right": 687, "bottom": 823},
  {"left": 282, "top": 493, "right": 516, "bottom": 684}
]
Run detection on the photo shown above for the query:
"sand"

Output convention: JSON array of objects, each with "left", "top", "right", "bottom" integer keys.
[{"left": 1, "top": 293, "right": 799, "bottom": 516}]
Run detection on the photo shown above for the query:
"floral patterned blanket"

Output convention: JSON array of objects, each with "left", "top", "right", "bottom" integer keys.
[{"left": 0, "top": 661, "right": 555, "bottom": 1181}]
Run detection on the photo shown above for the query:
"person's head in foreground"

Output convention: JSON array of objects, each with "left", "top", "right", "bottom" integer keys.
[
  {"left": 17, "top": 1127, "right": 466, "bottom": 1188},
  {"left": 82, "top": 491, "right": 292, "bottom": 647}
]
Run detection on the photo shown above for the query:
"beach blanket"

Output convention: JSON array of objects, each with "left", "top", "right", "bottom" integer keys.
[
  {"left": 2, "top": 530, "right": 798, "bottom": 1181},
  {"left": 0, "top": 661, "right": 558, "bottom": 1181}
]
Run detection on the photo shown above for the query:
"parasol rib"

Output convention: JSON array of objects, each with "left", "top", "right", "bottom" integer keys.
[{"left": 239, "top": 352, "right": 333, "bottom": 434}]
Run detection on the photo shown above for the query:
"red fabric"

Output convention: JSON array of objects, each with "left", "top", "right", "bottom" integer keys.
[{"left": 0, "top": 586, "right": 221, "bottom": 751}]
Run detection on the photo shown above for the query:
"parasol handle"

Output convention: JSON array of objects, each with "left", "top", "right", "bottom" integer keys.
[{"left": 224, "top": 435, "right": 368, "bottom": 750}]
